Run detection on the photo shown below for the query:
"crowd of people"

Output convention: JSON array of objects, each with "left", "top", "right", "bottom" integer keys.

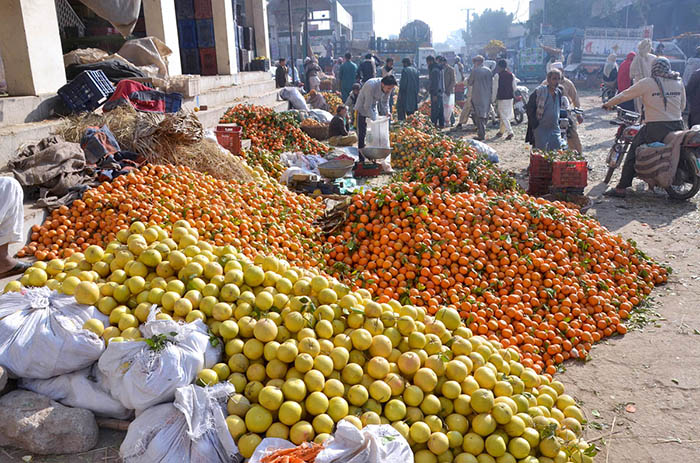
[{"left": 272, "top": 39, "right": 700, "bottom": 167}]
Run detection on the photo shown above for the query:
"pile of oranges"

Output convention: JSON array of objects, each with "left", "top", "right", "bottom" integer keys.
[
  {"left": 390, "top": 125, "right": 515, "bottom": 193},
  {"left": 220, "top": 105, "right": 330, "bottom": 155},
  {"left": 324, "top": 183, "right": 667, "bottom": 375},
  {"left": 389, "top": 126, "right": 436, "bottom": 169},
  {"left": 418, "top": 100, "right": 461, "bottom": 120},
  {"left": 19, "top": 164, "right": 325, "bottom": 267}
]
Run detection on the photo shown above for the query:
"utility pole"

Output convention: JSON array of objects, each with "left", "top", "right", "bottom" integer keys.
[
  {"left": 287, "top": 0, "right": 295, "bottom": 82},
  {"left": 462, "top": 8, "right": 474, "bottom": 50},
  {"left": 304, "top": 0, "right": 310, "bottom": 59}
]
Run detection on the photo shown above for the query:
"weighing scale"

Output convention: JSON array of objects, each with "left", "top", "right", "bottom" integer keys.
[{"left": 353, "top": 147, "right": 392, "bottom": 177}]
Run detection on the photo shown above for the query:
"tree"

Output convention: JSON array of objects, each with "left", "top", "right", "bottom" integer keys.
[
  {"left": 468, "top": 9, "right": 514, "bottom": 44},
  {"left": 526, "top": 0, "right": 593, "bottom": 35}
]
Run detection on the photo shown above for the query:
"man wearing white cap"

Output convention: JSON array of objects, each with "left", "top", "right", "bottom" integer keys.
[{"left": 542, "top": 62, "right": 584, "bottom": 153}]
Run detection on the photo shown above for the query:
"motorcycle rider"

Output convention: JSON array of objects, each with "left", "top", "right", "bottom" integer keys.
[{"left": 602, "top": 57, "right": 686, "bottom": 198}]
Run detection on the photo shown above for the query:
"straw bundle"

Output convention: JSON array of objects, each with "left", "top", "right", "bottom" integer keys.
[{"left": 54, "top": 106, "right": 254, "bottom": 183}]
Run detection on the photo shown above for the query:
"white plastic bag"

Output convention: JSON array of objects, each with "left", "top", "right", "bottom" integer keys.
[
  {"left": 19, "top": 364, "right": 132, "bottom": 419},
  {"left": 316, "top": 420, "right": 413, "bottom": 463},
  {"left": 79, "top": 0, "right": 141, "bottom": 37},
  {"left": 366, "top": 116, "right": 390, "bottom": 148},
  {"left": 465, "top": 139, "right": 499, "bottom": 163},
  {"left": 98, "top": 311, "right": 221, "bottom": 412},
  {"left": 309, "top": 109, "right": 333, "bottom": 123},
  {"left": 120, "top": 383, "right": 240, "bottom": 463},
  {"left": 0, "top": 287, "right": 106, "bottom": 379}
]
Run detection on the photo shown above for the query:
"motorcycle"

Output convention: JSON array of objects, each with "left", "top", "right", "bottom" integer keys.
[
  {"left": 604, "top": 106, "right": 700, "bottom": 200},
  {"left": 513, "top": 86, "right": 529, "bottom": 125},
  {"left": 559, "top": 106, "right": 584, "bottom": 146},
  {"left": 600, "top": 82, "right": 616, "bottom": 103},
  {"left": 604, "top": 107, "right": 641, "bottom": 184}
]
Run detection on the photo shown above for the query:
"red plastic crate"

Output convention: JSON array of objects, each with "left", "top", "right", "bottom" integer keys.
[
  {"left": 199, "top": 48, "right": 217, "bottom": 75},
  {"left": 215, "top": 124, "right": 242, "bottom": 154},
  {"left": 527, "top": 177, "right": 551, "bottom": 195},
  {"left": 193, "top": 0, "right": 212, "bottom": 18},
  {"left": 529, "top": 153, "right": 552, "bottom": 179},
  {"left": 552, "top": 161, "right": 588, "bottom": 188}
]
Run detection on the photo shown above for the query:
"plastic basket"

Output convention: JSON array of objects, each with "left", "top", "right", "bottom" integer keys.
[
  {"left": 250, "top": 59, "right": 270, "bottom": 72},
  {"left": 175, "top": 0, "right": 194, "bottom": 18},
  {"left": 180, "top": 48, "right": 200, "bottom": 74},
  {"left": 552, "top": 161, "right": 587, "bottom": 188},
  {"left": 58, "top": 70, "right": 115, "bottom": 113},
  {"left": 301, "top": 124, "right": 330, "bottom": 140},
  {"left": 215, "top": 124, "right": 242, "bottom": 154},
  {"left": 199, "top": 48, "right": 217, "bottom": 76},
  {"left": 529, "top": 153, "right": 552, "bottom": 179},
  {"left": 527, "top": 177, "right": 551, "bottom": 196},
  {"left": 195, "top": 19, "right": 215, "bottom": 48},
  {"left": 177, "top": 19, "right": 197, "bottom": 48},
  {"left": 193, "top": 0, "right": 213, "bottom": 18}
]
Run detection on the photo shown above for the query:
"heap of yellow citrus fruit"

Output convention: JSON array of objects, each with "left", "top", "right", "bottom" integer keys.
[{"left": 6, "top": 222, "right": 596, "bottom": 463}]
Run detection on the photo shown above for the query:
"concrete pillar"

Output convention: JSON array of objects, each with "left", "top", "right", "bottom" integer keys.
[
  {"left": 0, "top": 0, "right": 66, "bottom": 96},
  {"left": 245, "top": 0, "right": 271, "bottom": 60},
  {"left": 212, "top": 0, "right": 239, "bottom": 74},
  {"left": 143, "top": 0, "right": 182, "bottom": 75}
]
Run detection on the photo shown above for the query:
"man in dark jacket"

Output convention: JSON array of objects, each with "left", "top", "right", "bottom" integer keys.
[
  {"left": 357, "top": 54, "right": 376, "bottom": 83},
  {"left": 427, "top": 55, "right": 445, "bottom": 127},
  {"left": 275, "top": 58, "right": 288, "bottom": 88},
  {"left": 687, "top": 68, "right": 700, "bottom": 128},
  {"left": 328, "top": 105, "right": 358, "bottom": 146},
  {"left": 397, "top": 57, "right": 419, "bottom": 120}
]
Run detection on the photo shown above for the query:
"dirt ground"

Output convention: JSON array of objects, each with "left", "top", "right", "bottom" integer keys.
[
  {"left": 2, "top": 92, "right": 699, "bottom": 463},
  {"left": 451, "top": 90, "right": 700, "bottom": 463}
]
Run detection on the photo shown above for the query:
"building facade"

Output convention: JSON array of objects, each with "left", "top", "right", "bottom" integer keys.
[{"left": 338, "top": 0, "right": 373, "bottom": 41}]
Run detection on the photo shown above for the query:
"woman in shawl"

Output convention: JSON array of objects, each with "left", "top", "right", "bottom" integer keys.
[
  {"left": 617, "top": 52, "right": 636, "bottom": 111},
  {"left": 602, "top": 57, "right": 686, "bottom": 197},
  {"left": 603, "top": 54, "right": 618, "bottom": 88}
]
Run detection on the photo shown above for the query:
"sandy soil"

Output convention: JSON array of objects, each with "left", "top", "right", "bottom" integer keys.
[
  {"left": 2, "top": 92, "right": 699, "bottom": 463},
  {"left": 452, "top": 91, "right": 700, "bottom": 463}
]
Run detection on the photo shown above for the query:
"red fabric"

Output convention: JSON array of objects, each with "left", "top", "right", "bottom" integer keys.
[
  {"left": 617, "top": 52, "right": 636, "bottom": 92},
  {"left": 105, "top": 79, "right": 166, "bottom": 112}
]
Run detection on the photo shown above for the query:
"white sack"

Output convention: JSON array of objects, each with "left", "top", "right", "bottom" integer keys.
[
  {"left": 248, "top": 438, "right": 296, "bottom": 463},
  {"left": 280, "top": 87, "right": 309, "bottom": 111},
  {"left": 309, "top": 109, "right": 333, "bottom": 123},
  {"left": 119, "top": 383, "right": 241, "bottom": 463},
  {"left": 79, "top": 0, "right": 142, "bottom": 37},
  {"left": 316, "top": 420, "right": 413, "bottom": 463},
  {"left": 0, "top": 287, "right": 106, "bottom": 379},
  {"left": 19, "top": 364, "right": 132, "bottom": 419},
  {"left": 98, "top": 311, "right": 221, "bottom": 412},
  {"left": 118, "top": 37, "right": 173, "bottom": 78}
]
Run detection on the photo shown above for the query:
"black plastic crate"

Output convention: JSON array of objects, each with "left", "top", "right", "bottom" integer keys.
[
  {"left": 243, "top": 26, "right": 255, "bottom": 50},
  {"left": 180, "top": 48, "right": 201, "bottom": 74},
  {"left": 175, "top": 0, "right": 194, "bottom": 18},
  {"left": 250, "top": 59, "right": 269, "bottom": 72},
  {"left": 57, "top": 70, "right": 115, "bottom": 113},
  {"left": 195, "top": 19, "right": 215, "bottom": 48}
]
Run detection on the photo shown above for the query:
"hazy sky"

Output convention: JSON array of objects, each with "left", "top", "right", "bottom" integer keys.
[{"left": 373, "top": 0, "right": 529, "bottom": 43}]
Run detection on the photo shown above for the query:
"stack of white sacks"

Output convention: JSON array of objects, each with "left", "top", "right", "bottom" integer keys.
[{"left": 0, "top": 287, "right": 238, "bottom": 462}]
